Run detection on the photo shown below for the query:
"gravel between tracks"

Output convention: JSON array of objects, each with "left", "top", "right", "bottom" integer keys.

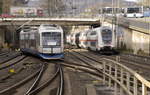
[{"left": 0, "top": 56, "right": 42, "bottom": 93}]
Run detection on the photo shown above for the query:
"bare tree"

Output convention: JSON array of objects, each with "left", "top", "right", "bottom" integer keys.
[
  {"left": 143, "top": 0, "right": 150, "bottom": 6},
  {"left": 40, "top": 0, "right": 65, "bottom": 16}
]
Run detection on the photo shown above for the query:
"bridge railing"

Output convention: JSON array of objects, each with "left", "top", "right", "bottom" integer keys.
[{"left": 102, "top": 58, "right": 150, "bottom": 95}]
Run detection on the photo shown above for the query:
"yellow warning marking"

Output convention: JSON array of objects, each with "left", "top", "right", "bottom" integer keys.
[
  {"left": 105, "top": 18, "right": 150, "bottom": 34},
  {"left": 9, "top": 69, "right": 15, "bottom": 73},
  {"left": 93, "top": 80, "right": 100, "bottom": 84},
  {"left": 129, "top": 25, "right": 149, "bottom": 34}
]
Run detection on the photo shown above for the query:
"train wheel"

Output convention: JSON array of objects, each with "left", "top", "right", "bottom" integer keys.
[{"left": 96, "top": 49, "right": 99, "bottom": 53}]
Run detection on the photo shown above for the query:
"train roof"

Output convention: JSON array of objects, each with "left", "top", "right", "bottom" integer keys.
[
  {"left": 92, "top": 26, "right": 112, "bottom": 31},
  {"left": 20, "top": 26, "right": 38, "bottom": 34},
  {"left": 39, "top": 24, "right": 63, "bottom": 32}
]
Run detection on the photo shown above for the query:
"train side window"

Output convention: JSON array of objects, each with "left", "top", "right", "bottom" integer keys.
[
  {"left": 25, "top": 34, "right": 28, "bottom": 39},
  {"left": 91, "top": 42, "right": 96, "bottom": 46},
  {"left": 84, "top": 42, "right": 87, "bottom": 45},
  {"left": 83, "top": 33, "right": 87, "bottom": 36},
  {"left": 30, "top": 34, "right": 35, "bottom": 39},
  {"left": 20, "top": 34, "right": 24, "bottom": 40},
  {"left": 90, "top": 31, "right": 96, "bottom": 35}
]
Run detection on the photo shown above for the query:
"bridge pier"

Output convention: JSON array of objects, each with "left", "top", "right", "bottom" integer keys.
[
  {"left": 0, "top": 26, "right": 17, "bottom": 50},
  {"left": 0, "top": 27, "right": 5, "bottom": 49}
]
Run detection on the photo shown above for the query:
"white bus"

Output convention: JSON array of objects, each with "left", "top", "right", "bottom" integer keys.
[{"left": 123, "top": 7, "right": 144, "bottom": 18}]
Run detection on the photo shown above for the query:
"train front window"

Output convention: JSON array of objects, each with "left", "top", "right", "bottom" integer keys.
[
  {"left": 42, "top": 32, "right": 61, "bottom": 47},
  {"left": 101, "top": 29, "right": 112, "bottom": 44}
]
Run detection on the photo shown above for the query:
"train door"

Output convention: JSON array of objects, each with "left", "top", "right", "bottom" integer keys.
[
  {"left": 24, "top": 33, "right": 29, "bottom": 48},
  {"left": 89, "top": 30, "right": 97, "bottom": 51},
  {"left": 79, "top": 32, "right": 83, "bottom": 48},
  {"left": 97, "top": 28, "right": 103, "bottom": 50},
  {"left": 75, "top": 33, "right": 80, "bottom": 48},
  {"left": 20, "top": 33, "right": 25, "bottom": 48},
  {"left": 35, "top": 32, "right": 40, "bottom": 50}
]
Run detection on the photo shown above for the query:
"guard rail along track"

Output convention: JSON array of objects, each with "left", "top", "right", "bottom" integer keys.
[
  {"left": 102, "top": 58, "right": 150, "bottom": 95},
  {"left": 68, "top": 50, "right": 150, "bottom": 95}
]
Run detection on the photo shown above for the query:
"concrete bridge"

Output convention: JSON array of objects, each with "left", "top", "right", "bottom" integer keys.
[
  {"left": 0, "top": 17, "right": 100, "bottom": 26},
  {"left": 0, "top": 17, "right": 149, "bottom": 34}
]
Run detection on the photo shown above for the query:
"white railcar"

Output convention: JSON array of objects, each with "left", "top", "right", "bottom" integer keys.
[
  {"left": 79, "top": 30, "right": 90, "bottom": 48},
  {"left": 20, "top": 24, "right": 64, "bottom": 59},
  {"left": 123, "top": 7, "right": 144, "bottom": 18},
  {"left": 67, "top": 26, "right": 117, "bottom": 54},
  {"left": 70, "top": 33, "right": 76, "bottom": 46},
  {"left": 66, "top": 35, "right": 71, "bottom": 44},
  {"left": 86, "top": 26, "right": 115, "bottom": 53},
  {"left": 10, "top": 6, "right": 43, "bottom": 17}
]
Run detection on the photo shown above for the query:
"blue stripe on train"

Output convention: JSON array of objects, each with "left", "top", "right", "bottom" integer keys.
[
  {"left": 21, "top": 48, "right": 39, "bottom": 55},
  {"left": 38, "top": 53, "right": 64, "bottom": 59},
  {"left": 21, "top": 48, "right": 64, "bottom": 59}
]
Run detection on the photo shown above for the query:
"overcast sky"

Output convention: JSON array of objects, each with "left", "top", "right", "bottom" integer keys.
[
  {"left": 125, "top": 0, "right": 137, "bottom": 2},
  {"left": 27, "top": 0, "right": 138, "bottom": 7}
]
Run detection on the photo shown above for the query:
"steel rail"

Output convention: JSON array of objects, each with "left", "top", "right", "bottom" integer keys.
[
  {"left": 56, "top": 65, "right": 64, "bottom": 95},
  {"left": 27, "top": 65, "right": 60, "bottom": 95},
  {"left": 72, "top": 50, "right": 103, "bottom": 64},
  {"left": 0, "top": 52, "right": 21, "bottom": 65},
  {"left": 57, "top": 61, "right": 103, "bottom": 78},
  {"left": 122, "top": 52, "right": 150, "bottom": 59},
  {"left": 71, "top": 52, "right": 128, "bottom": 95},
  {"left": 0, "top": 56, "right": 27, "bottom": 70},
  {"left": 89, "top": 51, "right": 150, "bottom": 70},
  {"left": 25, "top": 63, "right": 46, "bottom": 95},
  {"left": 66, "top": 50, "right": 104, "bottom": 77},
  {"left": 0, "top": 51, "right": 10, "bottom": 56},
  {"left": 60, "top": 59, "right": 98, "bottom": 70},
  {"left": 102, "top": 58, "right": 150, "bottom": 95},
  {"left": 68, "top": 52, "right": 96, "bottom": 67},
  {"left": 102, "top": 54, "right": 150, "bottom": 70},
  {"left": 0, "top": 64, "right": 43, "bottom": 94},
  {"left": 68, "top": 50, "right": 150, "bottom": 95}
]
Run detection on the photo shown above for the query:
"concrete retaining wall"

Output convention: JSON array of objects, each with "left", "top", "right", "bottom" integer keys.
[
  {"left": 0, "top": 28, "right": 5, "bottom": 48},
  {"left": 103, "top": 21, "right": 150, "bottom": 55}
]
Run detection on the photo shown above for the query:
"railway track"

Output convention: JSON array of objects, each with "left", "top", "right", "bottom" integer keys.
[
  {"left": 59, "top": 60, "right": 103, "bottom": 80},
  {"left": 0, "top": 63, "right": 42, "bottom": 94},
  {"left": 24, "top": 64, "right": 64, "bottom": 95},
  {"left": 0, "top": 61, "right": 65, "bottom": 95},
  {"left": 0, "top": 51, "right": 10, "bottom": 56},
  {"left": 122, "top": 53, "right": 150, "bottom": 63},
  {"left": 64, "top": 50, "right": 105, "bottom": 78},
  {"left": 1, "top": 49, "right": 149, "bottom": 95},
  {"left": 0, "top": 52, "right": 124, "bottom": 95},
  {"left": 24, "top": 63, "right": 46, "bottom": 95},
  {"left": 0, "top": 56, "right": 34, "bottom": 83},
  {"left": 69, "top": 49, "right": 150, "bottom": 80},
  {"left": 0, "top": 55, "right": 27, "bottom": 83},
  {"left": 66, "top": 49, "right": 103, "bottom": 68},
  {"left": 0, "top": 55, "right": 27, "bottom": 70},
  {"left": 24, "top": 60, "right": 103, "bottom": 95},
  {"left": 0, "top": 51, "right": 21, "bottom": 64}
]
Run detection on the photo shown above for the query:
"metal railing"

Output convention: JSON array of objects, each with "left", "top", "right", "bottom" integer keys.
[{"left": 102, "top": 58, "right": 150, "bottom": 95}]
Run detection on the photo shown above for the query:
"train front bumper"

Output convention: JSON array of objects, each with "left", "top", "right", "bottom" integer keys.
[{"left": 38, "top": 53, "right": 64, "bottom": 59}]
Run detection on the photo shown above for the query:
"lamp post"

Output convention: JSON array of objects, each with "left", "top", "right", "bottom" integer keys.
[{"left": 148, "top": 1, "right": 150, "bottom": 56}]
